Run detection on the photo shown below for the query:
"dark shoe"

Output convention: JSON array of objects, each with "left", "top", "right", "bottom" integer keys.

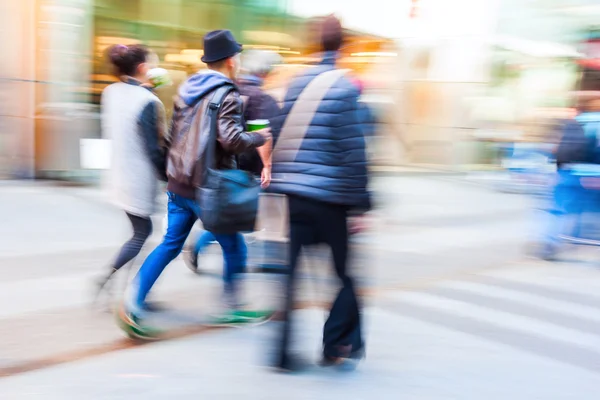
[
  {"left": 183, "top": 247, "right": 199, "bottom": 274},
  {"left": 537, "top": 243, "right": 558, "bottom": 261},
  {"left": 320, "top": 347, "right": 365, "bottom": 371},
  {"left": 319, "top": 355, "right": 362, "bottom": 371},
  {"left": 272, "top": 354, "right": 311, "bottom": 373},
  {"left": 142, "top": 300, "right": 169, "bottom": 313}
]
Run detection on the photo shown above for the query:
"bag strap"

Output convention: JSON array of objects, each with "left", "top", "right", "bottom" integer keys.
[
  {"left": 273, "top": 68, "right": 349, "bottom": 163},
  {"left": 204, "top": 84, "right": 235, "bottom": 172}
]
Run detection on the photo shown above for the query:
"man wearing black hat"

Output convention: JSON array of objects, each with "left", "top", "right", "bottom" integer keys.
[{"left": 118, "top": 30, "right": 272, "bottom": 335}]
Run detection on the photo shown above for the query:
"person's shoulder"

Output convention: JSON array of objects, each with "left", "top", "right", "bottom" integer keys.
[
  {"left": 102, "top": 82, "right": 122, "bottom": 95},
  {"left": 289, "top": 65, "right": 326, "bottom": 86},
  {"left": 142, "top": 88, "right": 162, "bottom": 102},
  {"left": 219, "top": 86, "right": 243, "bottom": 113},
  {"left": 237, "top": 81, "right": 261, "bottom": 95},
  {"left": 334, "top": 73, "right": 360, "bottom": 95},
  {"left": 101, "top": 82, "right": 129, "bottom": 105},
  {"left": 222, "top": 85, "right": 241, "bottom": 101}
]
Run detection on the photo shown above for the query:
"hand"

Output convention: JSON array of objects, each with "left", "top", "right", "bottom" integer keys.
[
  {"left": 261, "top": 166, "right": 272, "bottom": 189},
  {"left": 581, "top": 177, "right": 600, "bottom": 190},
  {"left": 256, "top": 127, "right": 272, "bottom": 140},
  {"left": 348, "top": 215, "right": 369, "bottom": 235}
]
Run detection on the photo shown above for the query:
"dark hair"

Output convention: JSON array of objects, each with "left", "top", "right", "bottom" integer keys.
[
  {"left": 108, "top": 44, "right": 149, "bottom": 77},
  {"left": 206, "top": 58, "right": 228, "bottom": 70},
  {"left": 321, "top": 15, "right": 343, "bottom": 52}
]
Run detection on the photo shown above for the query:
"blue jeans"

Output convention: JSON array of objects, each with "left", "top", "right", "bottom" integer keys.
[
  {"left": 131, "top": 192, "right": 245, "bottom": 307},
  {"left": 541, "top": 170, "right": 586, "bottom": 250},
  {"left": 194, "top": 230, "right": 247, "bottom": 290}
]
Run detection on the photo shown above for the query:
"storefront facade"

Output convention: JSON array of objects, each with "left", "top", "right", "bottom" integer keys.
[{"left": 0, "top": 0, "right": 306, "bottom": 179}]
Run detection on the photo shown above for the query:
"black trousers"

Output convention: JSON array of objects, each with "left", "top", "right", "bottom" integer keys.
[
  {"left": 277, "top": 195, "right": 363, "bottom": 363},
  {"left": 110, "top": 212, "right": 153, "bottom": 273}
]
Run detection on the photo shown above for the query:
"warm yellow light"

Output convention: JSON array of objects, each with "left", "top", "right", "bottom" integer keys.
[
  {"left": 284, "top": 56, "right": 319, "bottom": 63},
  {"left": 164, "top": 54, "right": 202, "bottom": 64},
  {"left": 181, "top": 49, "right": 204, "bottom": 55},
  {"left": 245, "top": 45, "right": 282, "bottom": 50},
  {"left": 243, "top": 31, "right": 297, "bottom": 46},
  {"left": 350, "top": 52, "right": 398, "bottom": 57},
  {"left": 96, "top": 36, "right": 140, "bottom": 45}
]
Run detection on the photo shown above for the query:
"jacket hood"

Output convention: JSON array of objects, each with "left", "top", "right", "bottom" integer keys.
[{"left": 178, "top": 70, "right": 233, "bottom": 106}]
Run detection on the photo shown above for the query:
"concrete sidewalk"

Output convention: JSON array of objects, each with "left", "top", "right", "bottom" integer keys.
[
  {"left": 2, "top": 260, "right": 600, "bottom": 399},
  {"left": 0, "top": 174, "right": 532, "bottom": 378},
  {"left": 0, "top": 174, "right": 531, "bottom": 256}
]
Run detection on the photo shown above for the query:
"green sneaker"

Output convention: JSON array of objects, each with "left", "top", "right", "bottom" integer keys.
[
  {"left": 232, "top": 309, "right": 275, "bottom": 320},
  {"left": 209, "top": 309, "right": 275, "bottom": 326},
  {"left": 116, "top": 305, "right": 161, "bottom": 340}
]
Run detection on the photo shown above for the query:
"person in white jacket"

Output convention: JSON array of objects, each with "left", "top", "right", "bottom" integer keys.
[{"left": 96, "top": 44, "right": 169, "bottom": 297}]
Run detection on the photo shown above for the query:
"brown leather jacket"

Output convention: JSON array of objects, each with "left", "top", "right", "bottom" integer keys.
[{"left": 166, "top": 87, "right": 266, "bottom": 199}]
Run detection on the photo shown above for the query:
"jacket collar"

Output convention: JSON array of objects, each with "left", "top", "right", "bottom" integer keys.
[
  {"left": 238, "top": 74, "right": 263, "bottom": 87},
  {"left": 319, "top": 51, "right": 338, "bottom": 66},
  {"left": 121, "top": 76, "right": 143, "bottom": 86}
]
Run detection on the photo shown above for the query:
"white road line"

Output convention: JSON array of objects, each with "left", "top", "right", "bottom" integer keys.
[
  {"left": 435, "top": 280, "right": 600, "bottom": 322},
  {"left": 482, "top": 266, "right": 600, "bottom": 300},
  {"left": 386, "top": 291, "right": 600, "bottom": 353}
]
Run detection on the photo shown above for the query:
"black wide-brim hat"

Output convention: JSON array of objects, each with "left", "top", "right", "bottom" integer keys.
[{"left": 201, "top": 29, "right": 243, "bottom": 63}]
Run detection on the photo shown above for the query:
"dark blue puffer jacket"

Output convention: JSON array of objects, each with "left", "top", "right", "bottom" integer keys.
[{"left": 270, "top": 52, "right": 371, "bottom": 211}]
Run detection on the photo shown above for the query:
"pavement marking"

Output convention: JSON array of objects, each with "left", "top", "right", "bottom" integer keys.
[
  {"left": 481, "top": 265, "right": 600, "bottom": 299},
  {"left": 384, "top": 291, "right": 600, "bottom": 353},
  {"left": 362, "top": 257, "right": 539, "bottom": 296},
  {"left": 378, "top": 297, "right": 600, "bottom": 374},
  {"left": 476, "top": 275, "right": 600, "bottom": 309},
  {"left": 425, "top": 285, "right": 600, "bottom": 336},
  {"left": 434, "top": 279, "right": 600, "bottom": 323}
]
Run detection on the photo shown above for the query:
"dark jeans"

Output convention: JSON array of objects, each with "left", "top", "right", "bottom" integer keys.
[
  {"left": 131, "top": 192, "right": 244, "bottom": 307},
  {"left": 277, "top": 196, "right": 363, "bottom": 364},
  {"left": 110, "top": 212, "right": 153, "bottom": 272},
  {"left": 194, "top": 230, "right": 247, "bottom": 288}
]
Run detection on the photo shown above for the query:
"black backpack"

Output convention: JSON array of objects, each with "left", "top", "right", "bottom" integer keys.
[{"left": 555, "top": 119, "right": 596, "bottom": 168}]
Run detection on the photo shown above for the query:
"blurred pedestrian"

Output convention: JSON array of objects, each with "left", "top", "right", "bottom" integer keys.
[
  {"left": 118, "top": 30, "right": 272, "bottom": 336},
  {"left": 539, "top": 92, "right": 600, "bottom": 259},
  {"left": 95, "top": 44, "right": 169, "bottom": 298},
  {"left": 186, "top": 50, "right": 282, "bottom": 280},
  {"left": 537, "top": 91, "right": 600, "bottom": 260},
  {"left": 269, "top": 15, "right": 371, "bottom": 371}
]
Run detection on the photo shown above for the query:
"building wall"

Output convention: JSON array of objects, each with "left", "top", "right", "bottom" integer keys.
[
  {"left": 0, "top": 0, "right": 94, "bottom": 179},
  {"left": 1, "top": 0, "right": 299, "bottom": 179},
  {"left": 0, "top": 0, "right": 37, "bottom": 178},
  {"left": 395, "top": 0, "right": 503, "bottom": 168}
]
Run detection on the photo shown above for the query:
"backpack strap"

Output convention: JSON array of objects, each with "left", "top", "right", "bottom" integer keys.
[
  {"left": 204, "top": 84, "right": 236, "bottom": 172},
  {"left": 273, "top": 69, "right": 349, "bottom": 163}
]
